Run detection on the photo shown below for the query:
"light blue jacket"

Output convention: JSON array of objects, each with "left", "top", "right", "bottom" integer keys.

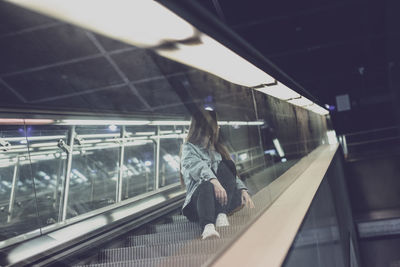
[{"left": 180, "top": 142, "right": 247, "bottom": 210}]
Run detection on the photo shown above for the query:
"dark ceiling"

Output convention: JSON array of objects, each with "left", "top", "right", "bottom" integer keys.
[{"left": 190, "top": 0, "right": 400, "bottom": 132}]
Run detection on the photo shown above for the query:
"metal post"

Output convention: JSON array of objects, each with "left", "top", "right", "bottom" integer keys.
[
  {"left": 53, "top": 157, "right": 65, "bottom": 209},
  {"left": 89, "top": 157, "right": 95, "bottom": 202},
  {"left": 161, "top": 164, "right": 166, "bottom": 187},
  {"left": 342, "top": 135, "right": 348, "bottom": 158},
  {"left": 7, "top": 157, "right": 19, "bottom": 223},
  {"left": 116, "top": 126, "right": 125, "bottom": 202},
  {"left": 249, "top": 149, "right": 253, "bottom": 168},
  {"left": 251, "top": 90, "right": 266, "bottom": 167},
  {"left": 154, "top": 126, "right": 160, "bottom": 190},
  {"left": 59, "top": 126, "right": 75, "bottom": 222}
]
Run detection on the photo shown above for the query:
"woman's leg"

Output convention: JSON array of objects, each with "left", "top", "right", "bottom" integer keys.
[
  {"left": 193, "top": 181, "right": 218, "bottom": 228},
  {"left": 215, "top": 162, "right": 237, "bottom": 215}
]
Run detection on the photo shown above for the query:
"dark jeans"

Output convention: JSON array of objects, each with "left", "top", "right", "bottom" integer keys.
[{"left": 183, "top": 160, "right": 242, "bottom": 228}]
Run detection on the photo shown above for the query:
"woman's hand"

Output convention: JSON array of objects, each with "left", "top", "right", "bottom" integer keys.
[
  {"left": 241, "top": 190, "right": 255, "bottom": 208},
  {"left": 210, "top": 179, "right": 227, "bottom": 206}
]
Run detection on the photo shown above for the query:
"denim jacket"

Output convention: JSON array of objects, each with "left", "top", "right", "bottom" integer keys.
[{"left": 180, "top": 142, "right": 247, "bottom": 210}]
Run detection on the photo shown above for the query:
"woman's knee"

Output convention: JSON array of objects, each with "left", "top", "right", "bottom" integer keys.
[{"left": 198, "top": 180, "right": 214, "bottom": 194}]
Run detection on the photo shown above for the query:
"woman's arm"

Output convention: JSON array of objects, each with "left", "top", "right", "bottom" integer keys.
[
  {"left": 181, "top": 143, "right": 216, "bottom": 183},
  {"left": 235, "top": 176, "right": 254, "bottom": 208}
]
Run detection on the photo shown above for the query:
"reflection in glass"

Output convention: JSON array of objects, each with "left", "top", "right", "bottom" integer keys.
[
  {"left": 0, "top": 127, "right": 40, "bottom": 241},
  {"left": 66, "top": 126, "right": 121, "bottom": 218},
  {"left": 159, "top": 138, "right": 182, "bottom": 188},
  {"left": 122, "top": 142, "right": 155, "bottom": 200},
  {"left": 25, "top": 126, "right": 68, "bottom": 226}
]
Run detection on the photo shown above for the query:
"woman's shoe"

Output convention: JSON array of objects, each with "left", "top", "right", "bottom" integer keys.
[
  {"left": 201, "top": 224, "right": 220, "bottom": 240},
  {"left": 216, "top": 213, "right": 230, "bottom": 227}
]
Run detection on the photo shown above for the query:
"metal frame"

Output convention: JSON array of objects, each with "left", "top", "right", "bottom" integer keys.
[
  {"left": 116, "top": 126, "right": 126, "bottom": 203},
  {"left": 0, "top": 118, "right": 270, "bottom": 251},
  {"left": 7, "top": 157, "right": 19, "bottom": 223},
  {"left": 154, "top": 126, "right": 161, "bottom": 190},
  {"left": 0, "top": 182, "right": 182, "bottom": 250},
  {"left": 59, "top": 126, "right": 75, "bottom": 221}
]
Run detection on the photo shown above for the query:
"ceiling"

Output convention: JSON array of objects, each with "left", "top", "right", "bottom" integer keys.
[
  {"left": 193, "top": 0, "right": 389, "bottom": 102},
  {"left": 190, "top": 0, "right": 400, "bottom": 132},
  {"left": 0, "top": 0, "right": 399, "bottom": 132}
]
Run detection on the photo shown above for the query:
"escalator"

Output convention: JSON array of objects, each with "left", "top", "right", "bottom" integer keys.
[
  {"left": 70, "top": 204, "right": 257, "bottom": 266},
  {"left": 46, "top": 167, "right": 270, "bottom": 267}
]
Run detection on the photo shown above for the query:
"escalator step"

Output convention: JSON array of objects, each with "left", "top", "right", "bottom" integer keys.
[
  {"left": 98, "top": 238, "right": 229, "bottom": 262},
  {"left": 127, "top": 231, "right": 200, "bottom": 246},
  {"left": 170, "top": 213, "right": 253, "bottom": 222},
  {"left": 148, "top": 221, "right": 199, "bottom": 233},
  {"left": 150, "top": 216, "right": 249, "bottom": 233},
  {"left": 170, "top": 215, "right": 187, "bottom": 222},
  {"left": 75, "top": 254, "right": 210, "bottom": 267},
  {"left": 127, "top": 225, "right": 243, "bottom": 246}
]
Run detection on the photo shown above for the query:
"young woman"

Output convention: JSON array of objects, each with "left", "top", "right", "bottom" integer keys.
[{"left": 180, "top": 110, "right": 254, "bottom": 240}]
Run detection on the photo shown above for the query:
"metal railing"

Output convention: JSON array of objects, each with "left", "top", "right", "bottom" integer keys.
[
  {"left": 0, "top": 119, "right": 266, "bottom": 249},
  {"left": 338, "top": 126, "right": 400, "bottom": 159}
]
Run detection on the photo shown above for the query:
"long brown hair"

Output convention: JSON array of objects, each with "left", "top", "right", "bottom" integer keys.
[{"left": 179, "top": 110, "right": 231, "bottom": 186}]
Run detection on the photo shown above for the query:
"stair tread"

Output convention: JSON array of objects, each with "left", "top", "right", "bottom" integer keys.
[
  {"left": 98, "top": 238, "right": 229, "bottom": 262},
  {"left": 75, "top": 254, "right": 210, "bottom": 267}
]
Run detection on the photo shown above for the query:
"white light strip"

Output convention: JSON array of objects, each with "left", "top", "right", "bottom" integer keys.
[
  {"left": 256, "top": 82, "right": 300, "bottom": 100},
  {"left": 6, "top": 135, "right": 66, "bottom": 142},
  {"left": 157, "top": 35, "right": 275, "bottom": 87},
  {"left": 272, "top": 138, "right": 285, "bottom": 157},
  {"left": 56, "top": 120, "right": 151, "bottom": 125},
  {"left": 288, "top": 96, "right": 313, "bottom": 107},
  {"left": 305, "top": 104, "right": 329, "bottom": 115},
  {"left": 0, "top": 118, "right": 54, "bottom": 125},
  {"left": 149, "top": 121, "right": 190, "bottom": 126},
  {"left": 219, "top": 121, "right": 265, "bottom": 126},
  {"left": 6, "top": 0, "right": 195, "bottom": 48}
]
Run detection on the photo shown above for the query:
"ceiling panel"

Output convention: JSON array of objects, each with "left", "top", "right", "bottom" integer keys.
[
  {"left": 110, "top": 49, "right": 164, "bottom": 82},
  {"left": 0, "top": 82, "right": 24, "bottom": 105},
  {"left": 0, "top": 24, "right": 99, "bottom": 74},
  {"left": 0, "top": 1, "right": 56, "bottom": 36},
  {"left": 38, "top": 85, "right": 146, "bottom": 113},
  {"left": 3, "top": 57, "right": 124, "bottom": 102},
  {"left": 134, "top": 77, "right": 182, "bottom": 108}
]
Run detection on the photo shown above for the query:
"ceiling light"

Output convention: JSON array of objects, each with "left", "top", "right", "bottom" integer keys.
[
  {"left": 306, "top": 104, "right": 329, "bottom": 115},
  {"left": 0, "top": 118, "right": 54, "bottom": 125},
  {"left": 272, "top": 138, "right": 285, "bottom": 157},
  {"left": 288, "top": 96, "right": 313, "bottom": 107},
  {"left": 7, "top": 0, "right": 195, "bottom": 48},
  {"left": 149, "top": 121, "right": 190, "bottom": 126},
  {"left": 157, "top": 35, "right": 275, "bottom": 87},
  {"left": 56, "top": 120, "right": 150, "bottom": 126},
  {"left": 256, "top": 81, "right": 300, "bottom": 100}
]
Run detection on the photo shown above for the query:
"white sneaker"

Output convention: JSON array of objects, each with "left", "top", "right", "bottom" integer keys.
[
  {"left": 215, "top": 213, "right": 230, "bottom": 227},
  {"left": 201, "top": 224, "right": 220, "bottom": 240}
]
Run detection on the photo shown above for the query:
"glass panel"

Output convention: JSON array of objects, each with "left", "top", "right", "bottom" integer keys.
[
  {"left": 122, "top": 140, "right": 155, "bottom": 200},
  {"left": 27, "top": 125, "right": 68, "bottom": 226},
  {"left": 0, "top": 126, "right": 41, "bottom": 241},
  {"left": 159, "top": 136, "right": 183, "bottom": 188},
  {"left": 67, "top": 126, "right": 120, "bottom": 218}
]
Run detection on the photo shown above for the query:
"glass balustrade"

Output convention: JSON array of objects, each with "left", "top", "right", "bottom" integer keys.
[{"left": 0, "top": 111, "right": 329, "bottom": 249}]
